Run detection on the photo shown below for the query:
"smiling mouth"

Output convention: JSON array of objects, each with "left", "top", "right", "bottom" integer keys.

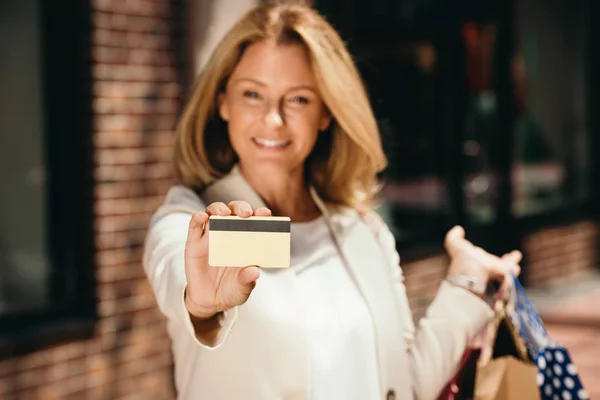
[{"left": 252, "top": 137, "right": 292, "bottom": 149}]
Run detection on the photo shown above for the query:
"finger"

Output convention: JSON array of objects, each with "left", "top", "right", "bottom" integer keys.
[
  {"left": 487, "top": 265, "right": 509, "bottom": 281},
  {"left": 501, "top": 250, "right": 522, "bottom": 264},
  {"left": 237, "top": 266, "right": 260, "bottom": 295},
  {"left": 228, "top": 200, "right": 253, "bottom": 217},
  {"left": 206, "top": 202, "right": 231, "bottom": 216},
  {"left": 499, "top": 251, "right": 522, "bottom": 276},
  {"left": 444, "top": 226, "right": 472, "bottom": 257},
  {"left": 253, "top": 207, "right": 272, "bottom": 216},
  {"left": 486, "top": 254, "right": 519, "bottom": 281},
  {"left": 186, "top": 212, "right": 209, "bottom": 244},
  {"left": 185, "top": 212, "right": 210, "bottom": 260}
]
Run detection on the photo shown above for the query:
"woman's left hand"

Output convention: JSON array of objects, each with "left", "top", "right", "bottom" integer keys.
[{"left": 444, "top": 225, "right": 522, "bottom": 296}]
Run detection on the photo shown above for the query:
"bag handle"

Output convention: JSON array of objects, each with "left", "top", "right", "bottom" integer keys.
[{"left": 510, "top": 275, "right": 555, "bottom": 358}]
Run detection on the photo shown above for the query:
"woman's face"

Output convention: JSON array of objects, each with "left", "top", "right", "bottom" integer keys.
[{"left": 219, "top": 40, "right": 331, "bottom": 174}]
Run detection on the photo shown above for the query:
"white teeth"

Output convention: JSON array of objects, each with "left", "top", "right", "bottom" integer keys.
[{"left": 253, "top": 138, "right": 289, "bottom": 148}]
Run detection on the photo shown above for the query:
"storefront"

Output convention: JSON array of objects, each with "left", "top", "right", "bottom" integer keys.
[{"left": 315, "top": 0, "right": 600, "bottom": 315}]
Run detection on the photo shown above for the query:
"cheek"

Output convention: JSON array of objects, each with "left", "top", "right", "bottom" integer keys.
[
  {"left": 225, "top": 106, "right": 256, "bottom": 143},
  {"left": 299, "top": 110, "right": 325, "bottom": 144}
]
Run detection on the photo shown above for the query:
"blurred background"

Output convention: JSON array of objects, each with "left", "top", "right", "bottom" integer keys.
[{"left": 0, "top": 0, "right": 598, "bottom": 398}]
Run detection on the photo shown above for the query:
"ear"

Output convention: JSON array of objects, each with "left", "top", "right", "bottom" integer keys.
[
  {"left": 319, "top": 110, "right": 332, "bottom": 132},
  {"left": 218, "top": 92, "right": 229, "bottom": 121}
]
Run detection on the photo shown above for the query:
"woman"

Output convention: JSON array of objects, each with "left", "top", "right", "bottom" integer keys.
[{"left": 143, "top": 3, "right": 521, "bottom": 399}]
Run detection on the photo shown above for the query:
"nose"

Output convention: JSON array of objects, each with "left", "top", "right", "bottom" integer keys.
[{"left": 263, "top": 104, "right": 284, "bottom": 129}]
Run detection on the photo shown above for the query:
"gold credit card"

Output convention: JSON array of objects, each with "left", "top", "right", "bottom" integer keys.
[{"left": 208, "top": 215, "right": 291, "bottom": 268}]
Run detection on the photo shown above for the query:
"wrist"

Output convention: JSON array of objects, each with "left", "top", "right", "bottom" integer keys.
[
  {"left": 184, "top": 287, "right": 221, "bottom": 320},
  {"left": 446, "top": 274, "right": 488, "bottom": 297}
]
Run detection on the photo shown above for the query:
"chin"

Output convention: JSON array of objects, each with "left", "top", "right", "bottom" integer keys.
[{"left": 240, "top": 156, "right": 305, "bottom": 174}]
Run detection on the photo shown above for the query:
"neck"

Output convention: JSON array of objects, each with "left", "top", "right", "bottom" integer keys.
[{"left": 239, "top": 163, "right": 320, "bottom": 222}]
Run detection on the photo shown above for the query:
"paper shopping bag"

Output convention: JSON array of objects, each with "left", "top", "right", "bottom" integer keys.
[
  {"left": 474, "top": 302, "right": 541, "bottom": 400},
  {"left": 475, "top": 355, "right": 540, "bottom": 400}
]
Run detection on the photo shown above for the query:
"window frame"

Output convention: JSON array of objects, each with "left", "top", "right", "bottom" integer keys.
[{"left": 0, "top": 0, "right": 96, "bottom": 360}]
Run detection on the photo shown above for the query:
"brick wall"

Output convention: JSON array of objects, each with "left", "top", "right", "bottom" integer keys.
[
  {"left": 0, "top": 0, "right": 181, "bottom": 398},
  {"left": 400, "top": 221, "right": 600, "bottom": 322},
  {"left": 523, "top": 221, "right": 600, "bottom": 286}
]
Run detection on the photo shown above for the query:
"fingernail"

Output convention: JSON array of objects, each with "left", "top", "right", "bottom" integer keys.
[
  {"left": 242, "top": 206, "right": 252, "bottom": 214},
  {"left": 219, "top": 206, "right": 230, "bottom": 215}
]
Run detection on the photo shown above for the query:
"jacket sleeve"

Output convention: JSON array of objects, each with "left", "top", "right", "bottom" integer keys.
[
  {"left": 375, "top": 219, "right": 493, "bottom": 400},
  {"left": 142, "top": 194, "right": 238, "bottom": 350}
]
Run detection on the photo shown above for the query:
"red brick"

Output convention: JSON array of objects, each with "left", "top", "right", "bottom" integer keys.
[
  {"left": 93, "top": 63, "right": 177, "bottom": 82},
  {"left": 95, "top": 196, "right": 164, "bottom": 218},
  {"left": 46, "top": 358, "right": 87, "bottom": 382},
  {"left": 94, "top": 178, "right": 173, "bottom": 200},
  {"left": 96, "top": 263, "right": 147, "bottom": 284},
  {"left": 95, "top": 147, "right": 172, "bottom": 166},
  {"left": 51, "top": 343, "right": 88, "bottom": 364},
  {"left": 96, "top": 246, "right": 145, "bottom": 267},
  {"left": 15, "top": 367, "right": 48, "bottom": 390},
  {"left": 93, "top": 46, "right": 175, "bottom": 66},
  {"left": 15, "top": 349, "right": 54, "bottom": 372},
  {"left": 94, "top": 12, "right": 172, "bottom": 34},
  {"left": 0, "top": 361, "right": 14, "bottom": 378},
  {"left": 94, "top": 163, "right": 173, "bottom": 182},
  {"left": 92, "top": 0, "right": 173, "bottom": 18},
  {"left": 93, "top": 97, "right": 178, "bottom": 115},
  {"left": 525, "top": 222, "right": 600, "bottom": 286},
  {"left": 93, "top": 81, "right": 180, "bottom": 100},
  {"left": 94, "top": 114, "right": 177, "bottom": 133},
  {"left": 95, "top": 212, "right": 154, "bottom": 233},
  {"left": 95, "top": 229, "right": 148, "bottom": 252}
]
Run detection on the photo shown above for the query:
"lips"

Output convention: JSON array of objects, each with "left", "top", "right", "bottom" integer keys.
[{"left": 252, "top": 137, "right": 291, "bottom": 149}]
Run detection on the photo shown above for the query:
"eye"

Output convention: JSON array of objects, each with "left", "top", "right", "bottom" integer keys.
[
  {"left": 243, "top": 90, "right": 261, "bottom": 100},
  {"left": 289, "top": 96, "right": 310, "bottom": 105}
]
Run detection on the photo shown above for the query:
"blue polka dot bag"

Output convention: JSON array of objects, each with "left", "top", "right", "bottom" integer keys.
[{"left": 510, "top": 276, "right": 590, "bottom": 400}]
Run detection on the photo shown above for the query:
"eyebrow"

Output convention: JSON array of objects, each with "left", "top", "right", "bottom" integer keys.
[{"left": 233, "top": 77, "right": 317, "bottom": 93}]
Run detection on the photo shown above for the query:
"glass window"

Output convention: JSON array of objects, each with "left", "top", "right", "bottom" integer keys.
[
  {"left": 0, "top": 1, "right": 50, "bottom": 314},
  {"left": 363, "top": 41, "right": 450, "bottom": 242},
  {"left": 459, "top": 21, "right": 503, "bottom": 226},
  {"left": 511, "top": 0, "right": 591, "bottom": 216},
  {"left": 316, "top": 0, "right": 452, "bottom": 244},
  {"left": 0, "top": 0, "right": 94, "bottom": 346}
]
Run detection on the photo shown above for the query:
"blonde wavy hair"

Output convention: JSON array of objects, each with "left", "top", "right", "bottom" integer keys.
[{"left": 174, "top": 2, "right": 387, "bottom": 209}]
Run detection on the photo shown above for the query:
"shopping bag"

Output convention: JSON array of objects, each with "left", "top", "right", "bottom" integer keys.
[
  {"left": 509, "top": 276, "right": 590, "bottom": 400},
  {"left": 474, "top": 303, "right": 541, "bottom": 400},
  {"left": 436, "top": 348, "right": 481, "bottom": 400},
  {"left": 476, "top": 354, "right": 540, "bottom": 400}
]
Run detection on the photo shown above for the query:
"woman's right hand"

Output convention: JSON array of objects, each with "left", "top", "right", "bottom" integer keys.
[{"left": 184, "top": 200, "right": 272, "bottom": 320}]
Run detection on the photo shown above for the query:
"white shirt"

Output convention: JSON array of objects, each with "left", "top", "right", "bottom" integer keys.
[{"left": 290, "top": 217, "right": 381, "bottom": 400}]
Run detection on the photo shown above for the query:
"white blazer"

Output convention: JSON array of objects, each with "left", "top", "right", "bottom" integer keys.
[{"left": 143, "top": 167, "right": 493, "bottom": 400}]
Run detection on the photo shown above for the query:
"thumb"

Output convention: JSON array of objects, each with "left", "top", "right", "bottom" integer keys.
[
  {"left": 236, "top": 266, "right": 260, "bottom": 296},
  {"left": 444, "top": 225, "right": 470, "bottom": 257}
]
